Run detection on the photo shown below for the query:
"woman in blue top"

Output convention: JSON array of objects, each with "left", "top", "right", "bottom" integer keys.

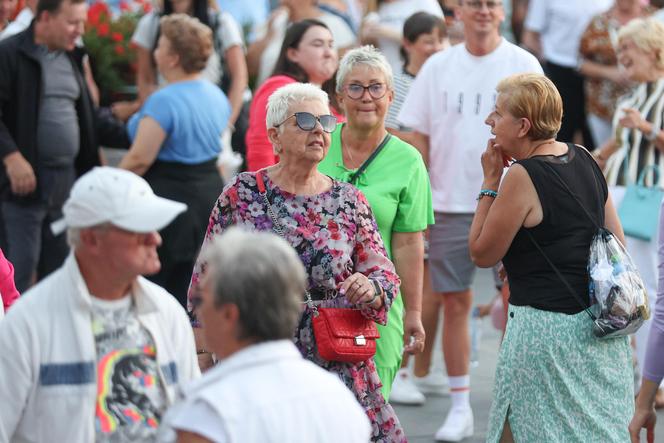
[{"left": 120, "top": 13, "right": 231, "bottom": 308}]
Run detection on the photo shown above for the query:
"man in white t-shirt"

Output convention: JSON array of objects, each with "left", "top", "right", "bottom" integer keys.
[
  {"left": 398, "top": 1, "right": 541, "bottom": 441},
  {"left": 159, "top": 228, "right": 371, "bottom": 443},
  {"left": 522, "top": 0, "right": 611, "bottom": 148}
]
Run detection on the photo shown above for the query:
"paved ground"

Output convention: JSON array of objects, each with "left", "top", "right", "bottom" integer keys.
[{"left": 395, "top": 267, "right": 664, "bottom": 443}]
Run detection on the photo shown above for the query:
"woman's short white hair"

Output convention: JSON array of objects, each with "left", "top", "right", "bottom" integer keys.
[
  {"left": 618, "top": 18, "right": 664, "bottom": 71},
  {"left": 335, "top": 45, "right": 393, "bottom": 94},
  {"left": 266, "top": 83, "right": 330, "bottom": 130}
]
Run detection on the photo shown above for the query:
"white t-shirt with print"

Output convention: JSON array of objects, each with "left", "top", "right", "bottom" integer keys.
[
  {"left": 398, "top": 39, "right": 542, "bottom": 213},
  {"left": 91, "top": 294, "right": 167, "bottom": 442},
  {"left": 524, "top": 0, "right": 612, "bottom": 67},
  {"left": 132, "top": 10, "right": 244, "bottom": 86}
]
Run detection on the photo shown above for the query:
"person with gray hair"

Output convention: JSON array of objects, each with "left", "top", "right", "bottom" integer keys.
[
  {"left": 160, "top": 227, "right": 371, "bottom": 443},
  {"left": 319, "top": 45, "right": 433, "bottom": 401},
  {"left": 0, "top": 166, "right": 199, "bottom": 442},
  {"left": 189, "top": 81, "right": 407, "bottom": 441}
]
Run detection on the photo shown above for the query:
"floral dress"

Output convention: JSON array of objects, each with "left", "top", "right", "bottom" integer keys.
[{"left": 189, "top": 171, "right": 407, "bottom": 442}]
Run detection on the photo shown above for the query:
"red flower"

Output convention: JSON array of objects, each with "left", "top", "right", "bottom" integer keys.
[
  {"left": 88, "top": 2, "right": 109, "bottom": 26},
  {"left": 97, "top": 22, "right": 109, "bottom": 37},
  {"left": 119, "top": 0, "right": 130, "bottom": 11},
  {"left": 114, "top": 44, "right": 125, "bottom": 56},
  {"left": 111, "top": 32, "right": 123, "bottom": 42},
  {"left": 142, "top": 2, "right": 152, "bottom": 13}
]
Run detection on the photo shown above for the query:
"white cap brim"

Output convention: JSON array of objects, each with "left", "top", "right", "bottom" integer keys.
[{"left": 51, "top": 194, "right": 187, "bottom": 235}]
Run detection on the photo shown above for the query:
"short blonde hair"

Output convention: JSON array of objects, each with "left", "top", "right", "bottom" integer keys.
[
  {"left": 618, "top": 18, "right": 664, "bottom": 71},
  {"left": 496, "top": 73, "right": 562, "bottom": 140},
  {"left": 160, "top": 14, "right": 212, "bottom": 74}
]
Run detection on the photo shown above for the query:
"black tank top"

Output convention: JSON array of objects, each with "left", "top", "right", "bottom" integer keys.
[{"left": 502, "top": 144, "right": 608, "bottom": 314}]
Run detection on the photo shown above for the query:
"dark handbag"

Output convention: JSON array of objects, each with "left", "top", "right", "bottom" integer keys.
[{"left": 256, "top": 170, "right": 380, "bottom": 362}]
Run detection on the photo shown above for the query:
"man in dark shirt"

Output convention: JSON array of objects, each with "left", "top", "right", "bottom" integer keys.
[{"left": 0, "top": 0, "right": 101, "bottom": 291}]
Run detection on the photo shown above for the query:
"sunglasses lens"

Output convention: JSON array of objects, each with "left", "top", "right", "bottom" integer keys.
[
  {"left": 295, "top": 112, "right": 316, "bottom": 131},
  {"left": 320, "top": 115, "right": 337, "bottom": 133}
]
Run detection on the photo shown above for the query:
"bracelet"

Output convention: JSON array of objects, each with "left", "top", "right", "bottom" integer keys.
[
  {"left": 644, "top": 122, "right": 659, "bottom": 141},
  {"left": 477, "top": 189, "right": 498, "bottom": 200}
]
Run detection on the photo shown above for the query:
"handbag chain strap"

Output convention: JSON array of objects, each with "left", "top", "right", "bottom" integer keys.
[
  {"left": 255, "top": 169, "right": 317, "bottom": 313},
  {"left": 522, "top": 150, "right": 599, "bottom": 321}
]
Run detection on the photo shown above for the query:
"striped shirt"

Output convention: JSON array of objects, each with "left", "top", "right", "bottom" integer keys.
[
  {"left": 605, "top": 79, "right": 664, "bottom": 187},
  {"left": 386, "top": 69, "right": 415, "bottom": 131}
]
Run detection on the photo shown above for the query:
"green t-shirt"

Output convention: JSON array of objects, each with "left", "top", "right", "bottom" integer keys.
[
  {"left": 319, "top": 124, "right": 433, "bottom": 392},
  {"left": 318, "top": 124, "right": 434, "bottom": 257}
]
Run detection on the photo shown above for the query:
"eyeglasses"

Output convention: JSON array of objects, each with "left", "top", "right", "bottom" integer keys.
[
  {"left": 464, "top": 0, "right": 502, "bottom": 10},
  {"left": 343, "top": 83, "right": 388, "bottom": 100},
  {"left": 274, "top": 112, "right": 337, "bottom": 133}
]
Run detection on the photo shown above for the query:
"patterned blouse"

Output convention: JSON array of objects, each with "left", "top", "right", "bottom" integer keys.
[
  {"left": 578, "top": 7, "right": 654, "bottom": 121},
  {"left": 189, "top": 171, "right": 407, "bottom": 443}
]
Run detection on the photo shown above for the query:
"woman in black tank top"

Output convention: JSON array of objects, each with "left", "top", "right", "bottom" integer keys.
[{"left": 468, "top": 73, "right": 633, "bottom": 443}]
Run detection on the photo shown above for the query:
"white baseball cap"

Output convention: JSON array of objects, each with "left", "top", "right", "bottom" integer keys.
[{"left": 51, "top": 167, "right": 187, "bottom": 235}]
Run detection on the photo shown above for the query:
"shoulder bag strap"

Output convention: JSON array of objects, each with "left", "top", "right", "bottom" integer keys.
[
  {"left": 524, "top": 230, "right": 597, "bottom": 321},
  {"left": 348, "top": 133, "right": 392, "bottom": 185},
  {"left": 539, "top": 150, "right": 602, "bottom": 231},
  {"left": 255, "top": 169, "right": 316, "bottom": 310}
]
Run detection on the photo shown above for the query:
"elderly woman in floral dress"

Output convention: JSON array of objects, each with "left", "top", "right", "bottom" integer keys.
[{"left": 189, "top": 82, "right": 407, "bottom": 442}]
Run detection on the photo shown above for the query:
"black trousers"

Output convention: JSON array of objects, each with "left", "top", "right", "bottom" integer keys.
[{"left": 544, "top": 61, "right": 595, "bottom": 150}]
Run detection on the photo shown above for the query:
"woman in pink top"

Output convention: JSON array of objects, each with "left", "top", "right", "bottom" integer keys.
[{"left": 246, "top": 19, "right": 342, "bottom": 171}]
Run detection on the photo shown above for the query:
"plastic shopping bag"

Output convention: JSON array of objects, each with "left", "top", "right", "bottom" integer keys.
[{"left": 588, "top": 229, "right": 650, "bottom": 338}]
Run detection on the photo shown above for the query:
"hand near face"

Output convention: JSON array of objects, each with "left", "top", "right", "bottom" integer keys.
[{"left": 481, "top": 138, "right": 504, "bottom": 185}]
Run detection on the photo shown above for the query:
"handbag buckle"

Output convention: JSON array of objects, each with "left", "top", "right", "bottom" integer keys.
[{"left": 354, "top": 335, "right": 366, "bottom": 346}]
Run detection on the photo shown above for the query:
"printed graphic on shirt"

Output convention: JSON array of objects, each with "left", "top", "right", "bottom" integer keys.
[{"left": 91, "top": 296, "right": 166, "bottom": 442}]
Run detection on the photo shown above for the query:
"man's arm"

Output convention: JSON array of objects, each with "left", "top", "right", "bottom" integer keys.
[{"left": 0, "top": 46, "right": 35, "bottom": 195}]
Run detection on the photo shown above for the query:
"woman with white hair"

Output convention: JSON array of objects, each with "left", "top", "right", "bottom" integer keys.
[
  {"left": 190, "top": 82, "right": 407, "bottom": 441},
  {"left": 318, "top": 45, "right": 433, "bottom": 400},
  {"left": 593, "top": 18, "right": 664, "bottom": 406}
]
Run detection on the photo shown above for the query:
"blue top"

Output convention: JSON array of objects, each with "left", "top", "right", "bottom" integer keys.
[{"left": 128, "top": 79, "right": 231, "bottom": 164}]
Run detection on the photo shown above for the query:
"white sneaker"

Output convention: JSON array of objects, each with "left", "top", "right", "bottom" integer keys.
[
  {"left": 413, "top": 371, "right": 450, "bottom": 396},
  {"left": 434, "top": 407, "right": 474, "bottom": 442},
  {"left": 389, "top": 369, "right": 425, "bottom": 405}
]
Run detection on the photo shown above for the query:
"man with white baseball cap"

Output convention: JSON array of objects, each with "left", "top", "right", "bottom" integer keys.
[{"left": 0, "top": 167, "right": 200, "bottom": 443}]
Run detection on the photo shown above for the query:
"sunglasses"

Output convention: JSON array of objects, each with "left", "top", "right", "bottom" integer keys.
[
  {"left": 344, "top": 83, "right": 388, "bottom": 100},
  {"left": 274, "top": 112, "right": 337, "bottom": 133}
]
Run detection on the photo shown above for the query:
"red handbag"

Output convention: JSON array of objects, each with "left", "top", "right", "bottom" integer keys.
[
  {"left": 256, "top": 170, "right": 381, "bottom": 363},
  {"left": 312, "top": 307, "right": 380, "bottom": 364}
]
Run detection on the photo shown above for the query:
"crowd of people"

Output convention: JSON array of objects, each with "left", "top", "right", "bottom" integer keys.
[{"left": 0, "top": 0, "right": 663, "bottom": 442}]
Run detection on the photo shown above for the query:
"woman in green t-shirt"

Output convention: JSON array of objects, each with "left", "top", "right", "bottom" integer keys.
[{"left": 319, "top": 46, "right": 434, "bottom": 398}]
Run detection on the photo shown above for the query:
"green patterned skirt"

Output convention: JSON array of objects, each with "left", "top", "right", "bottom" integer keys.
[{"left": 487, "top": 304, "right": 634, "bottom": 443}]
